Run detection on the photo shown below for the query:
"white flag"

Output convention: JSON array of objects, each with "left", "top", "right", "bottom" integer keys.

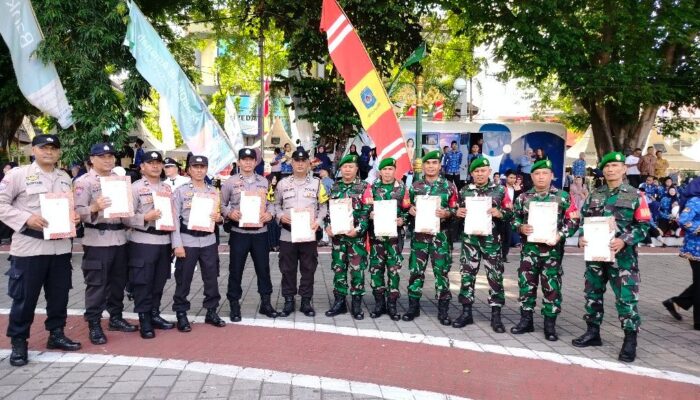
[{"left": 225, "top": 95, "right": 245, "bottom": 161}]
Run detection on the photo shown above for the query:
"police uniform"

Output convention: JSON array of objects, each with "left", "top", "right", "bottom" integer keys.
[{"left": 0, "top": 135, "right": 81, "bottom": 367}]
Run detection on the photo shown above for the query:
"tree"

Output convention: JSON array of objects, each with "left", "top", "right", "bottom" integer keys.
[{"left": 445, "top": 0, "right": 700, "bottom": 157}]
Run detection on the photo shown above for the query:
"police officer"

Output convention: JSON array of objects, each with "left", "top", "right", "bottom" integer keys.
[
  {"left": 124, "top": 150, "right": 174, "bottom": 339},
  {"left": 221, "top": 148, "right": 278, "bottom": 322},
  {"left": 573, "top": 151, "right": 650, "bottom": 363},
  {"left": 74, "top": 143, "right": 137, "bottom": 345},
  {"left": 172, "top": 156, "right": 226, "bottom": 331},
  {"left": 0, "top": 135, "right": 81, "bottom": 366},
  {"left": 273, "top": 149, "right": 328, "bottom": 317}
]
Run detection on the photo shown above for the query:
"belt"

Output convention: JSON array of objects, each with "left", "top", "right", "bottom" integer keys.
[
  {"left": 135, "top": 227, "right": 171, "bottom": 236},
  {"left": 179, "top": 223, "right": 212, "bottom": 237},
  {"left": 20, "top": 228, "right": 59, "bottom": 240},
  {"left": 84, "top": 223, "right": 125, "bottom": 231}
]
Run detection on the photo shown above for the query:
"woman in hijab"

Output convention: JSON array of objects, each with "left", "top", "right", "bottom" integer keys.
[
  {"left": 569, "top": 175, "right": 589, "bottom": 211},
  {"left": 659, "top": 186, "right": 680, "bottom": 236}
]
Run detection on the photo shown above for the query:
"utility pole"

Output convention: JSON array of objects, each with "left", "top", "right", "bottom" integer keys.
[
  {"left": 414, "top": 75, "right": 424, "bottom": 179},
  {"left": 257, "top": 0, "right": 265, "bottom": 154}
]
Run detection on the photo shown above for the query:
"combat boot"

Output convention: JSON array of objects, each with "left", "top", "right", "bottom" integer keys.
[
  {"left": 452, "top": 304, "right": 473, "bottom": 328},
  {"left": 108, "top": 314, "right": 138, "bottom": 332},
  {"left": 176, "top": 311, "right": 192, "bottom": 332},
  {"left": 543, "top": 316, "right": 558, "bottom": 341},
  {"left": 9, "top": 338, "right": 28, "bottom": 367},
  {"left": 401, "top": 298, "right": 421, "bottom": 321},
  {"left": 369, "top": 293, "right": 386, "bottom": 319},
  {"left": 150, "top": 309, "right": 175, "bottom": 330},
  {"left": 259, "top": 295, "right": 278, "bottom": 318},
  {"left": 138, "top": 312, "right": 155, "bottom": 339},
  {"left": 387, "top": 297, "right": 400, "bottom": 321},
  {"left": 205, "top": 308, "right": 226, "bottom": 327},
  {"left": 490, "top": 306, "right": 505, "bottom": 333},
  {"left": 618, "top": 331, "right": 637, "bottom": 363},
  {"left": 279, "top": 296, "right": 295, "bottom": 317},
  {"left": 571, "top": 322, "right": 602, "bottom": 347},
  {"left": 437, "top": 299, "right": 452, "bottom": 326},
  {"left": 351, "top": 295, "right": 364, "bottom": 320},
  {"left": 46, "top": 328, "right": 81, "bottom": 351},
  {"left": 230, "top": 301, "right": 242, "bottom": 322},
  {"left": 88, "top": 319, "right": 107, "bottom": 345},
  {"left": 510, "top": 310, "right": 535, "bottom": 334},
  {"left": 325, "top": 294, "right": 348, "bottom": 317},
  {"left": 300, "top": 297, "right": 316, "bottom": 317}
]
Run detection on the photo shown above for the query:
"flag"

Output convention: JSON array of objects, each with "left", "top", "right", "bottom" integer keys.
[
  {"left": 124, "top": 1, "right": 234, "bottom": 174},
  {"left": 405, "top": 104, "right": 416, "bottom": 117},
  {"left": 238, "top": 95, "right": 258, "bottom": 136},
  {"left": 320, "top": 0, "right": 411, "bottom": 178},
  {"left": 158, "top": 97, "right": 176, "bottom": 151},
  {"left": 262, "top": 78, "right": 271, "bottom": 135},
  {"left": 400, "top": 42, "right": 427, "bottom": 70},
  {"left": 0, "top": 0, "right": 73, "bottom": 128},
  {"left": 224, "top": 95, "right": 244, "bottom": 161},
  {"left": 433, "top": 100, "right": 444, "bottom": 121}
]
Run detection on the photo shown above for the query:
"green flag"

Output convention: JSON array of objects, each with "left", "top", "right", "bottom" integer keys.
[{"left": 401, "top": 42, "right": 427, "bottom": 69}]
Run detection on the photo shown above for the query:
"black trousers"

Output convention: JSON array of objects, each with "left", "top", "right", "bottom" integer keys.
[
  {"left": 445, "top": 173, "right": 462, "bottom": 190},
  {"left": 82, "top": 244, "right": 128, "bottom": 320},
  {"left": 227, "top": 231, "right": 272, "bottom": 302},
  {"left": 627, "top": 175, "right": 641, "bottom": 189},
  {"left": 278, "top": 241, "right": 318, "bottom": 297},
  {"left": 673, "top": 260, "right": 700, "bottom": 325},
  {"left": 173, "top": 243, "right": 221, "bottom": 312},
  {"left": 6, "top": 254, "right": 72, "bottom": 339},
  {"left": 127, "top": 242, "right": 171, "bottom": 313},
  {"left": 499, "top": 221, "right": 512, "bottom": 259}
]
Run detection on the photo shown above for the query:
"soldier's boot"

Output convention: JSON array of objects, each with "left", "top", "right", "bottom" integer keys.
[
  {"left": 300, "top": 297, "right": 316, "bottom": 317},
  {"left": 259, "top": 295, "right": 278, "bottom": 318},
  {"left": 510, "top": 310, "right": 535, "bottom": 334},
  {"left": 490, "top": 306, "right": 505, "bottom": 333},
  {"left": 150, "top": 309, "right": 175, "bottom": 330},
  {"left": 452, "top": 304, "right": 473, "bottom": 328},
  {"left": 46, "top": 328, "right": 81, "bottom": 351},
  {"left": 230, "top": 301, "right": 242, "bottom": 322},
  {"left": 369, "top": 294, "right": 386, "bottom": 319},
  {"left": 138, "top": 312, "right": 155, "bottom": 339},
  {"left": 280, "top": 296, "right": 296, "bottom": 317},
  {"left": 387, "top": 297, "right": 401, "bottom": 321},
  {"left": 88, "top": 319, "right": 107, "bottom": 345},
  {"left": 9, "top": 338, "right": 28, "bottom": 367},
  {"left": 543, "top": 316, "right": 558, "bottom": 341},
  {"left": 108, "top": 314, "right": 138, "bottom": 332},
  {"left": 401, "top": 298, "right": 421, "bottom": 321},
  {"left": 618, "top": 331, "right": 638, "bottom": 363},
  {"left": 176, "top": 311, "right": 192, "bottom": 332},
  {"left": 205, "top": 308, "right": 226, "bottom": 327},
  {"left": 351, "top": 295, "right": 364, "bottom": 320},
  {"left": 571, "top": 323, "right": 602, "bottom": 347},
  {"left": 325, "top": 295, "right": 348, "bottom": 317},
  {"left": 437, "top": 299, "right": 452, "bottom": 326}
]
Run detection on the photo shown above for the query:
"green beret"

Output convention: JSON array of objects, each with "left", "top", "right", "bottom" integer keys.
[
  {"left": 378, "top": 158, "right": 396, "bottom": 170},
  {"left": 422, "top": 150, "right": 441, "bottom": 163},
  {"left": 338, "top": 154, "right": 358, "bottom": 168},
  {"left": 469, "top": 157, "right": 490, "bottom": 173},
  {"left": 598, "top": 151, "right": 625, "bottom": 169},
  {"left": 531, "top": 159, "right": 553, "bottom": 173}
]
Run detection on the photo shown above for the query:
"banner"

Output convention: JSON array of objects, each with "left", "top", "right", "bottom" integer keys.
[
  {"left": 237, "top": 95, "right": 259, "bottom": 136},
  {"left": 320, "top": 0, "right": 411, "bottom": 178},
  {"left": 224, "top": 95, "right": 244, "bottom": 162},
  {"left": 158, "top": 97, "right": 176, "bottom": 151},
  {"left": 124, "top": 1, "right": 234, "bottom": 174},
  {"left": 0, "top": 0, "right": 73, "bottom": 128}
]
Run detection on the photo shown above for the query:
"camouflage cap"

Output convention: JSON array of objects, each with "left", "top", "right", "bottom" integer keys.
[
  {"left": 531, "top": 158, "right": 553, "bottom": 173},
  {"left": 378, "top": 157, "right": 396, "bottom": 170},
  {"left": 469, "top": 156, "right": 490, "bottom": 173},
  {"left": 422, "top": 150, "right": 441, "bottom": 163},
  {"left": 598, "top": 151, "right": 625, "bottom": 169},
  {"left": 337, "top": 154, "right": 359, "bottom": 168}
]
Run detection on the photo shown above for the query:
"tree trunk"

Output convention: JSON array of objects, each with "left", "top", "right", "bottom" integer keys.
[{"left": 0, "top": 108, "right": 24, "bottom": 149}]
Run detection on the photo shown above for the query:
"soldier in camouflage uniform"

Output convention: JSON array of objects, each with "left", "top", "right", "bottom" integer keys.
[
  {"left": 403, "top": 150, "right": 458, "bottom": 325},
  {"left": 572, "top": 151, "right": 650, "bottom": 363},
  {"left": 453, "top": 157, "right": 510, "bottom": 333},
  {"left": 324, "top": 154, "right": 370, "bottom": 319},
  {"left": 510, "top": 159, "right": 580, "bottom": 341}
]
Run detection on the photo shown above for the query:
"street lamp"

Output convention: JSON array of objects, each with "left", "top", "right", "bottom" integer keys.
[
  {"left": 453, "top": 77, "right": 469, "bottom": 121},
  {"left": 414, "top": 75, "right": 424, "bottom": 179}
]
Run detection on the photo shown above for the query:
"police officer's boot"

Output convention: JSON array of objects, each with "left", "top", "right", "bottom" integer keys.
[
  {"left": 510, "top": 310, "right": 535, "bottom": 334},
  {"left": 46, "top": 328, "right": 82, "bottom": 351},
  {"left": 369, "top": 294, "right": 386, "bottom": 319},
  {"left": 571, "top": 322, "right": 602, "bottom": 347},
  {"left": 452, "top": 304, "right": 473, "bottom": 328},
  {"left": 9, "top": 338, "right": 28, "bottom": 367},
  {"left": 325, "top": 294, "right": 348, "bottom": 317},
  {"left": 543, "top": 316, "right": 558, "bottom": 341},
  {"left": 437, "top": 299, "right": 452, "bottom": 326},
  {"left": 230, "top": 301, "right": 242, "bottom": 322},
  {"left": 618, "top": 330, "right": 637, "bottom": 363},
  {"left": 387, "top": 297, "right": 400, "bottom": 321},
  {"left": 259, "top": 295, "right": 278, "bottom": 318},
  {"left": 88, "top": 319, "right": 107, "bottom": 345},
  {"left": 138, "top": 312, "right": 155, "bottom": 339},
  {"left": 108, "top": 314, "right": 138, "bottom": 332},
  {"left": 150, "top": 309, "right": 175, "bottom": 330},
  {"left": 490, "top": 306, "right": 505, "bottom": 333},
  {"left": 176, "top": 311, "right": 192, "bottom": 332},
  {"left": 351, "top": 295, "right": 364, "bottom": 320},
  {"left": 205, "top": 308, "right": 226, "bottom": 327},
  {"left": 300, "top": 297, "right": 316, "bottom": 317},
  {"left": 401, "top": 298, "right": 421, "bottom": 321},
  {"left": 280, "top": 296, "right": 295, "bottom": 317}
]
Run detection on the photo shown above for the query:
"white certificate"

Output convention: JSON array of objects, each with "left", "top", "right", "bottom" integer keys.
[
  {"left": 187, "top": 193, "right": 216, "bottom": 232},
  {"left": 583, "top": 216, "right": 616, "bottom": 262},
  {"left": 329, "top": 198, "right": 353, "bottom": 235},
  {"left": 415, "top": 195, "right": 440, "bottom": 234},
  {"left": 291, "top": 208, "right": 314, "bottom": 243},
  {"left": 152, "top": 192, "right": 175, "bottom": 231},
  {"left": 464, "top": 196, "right": 492, "bottom": 236},
  {"left": 40, "top": 193, "right": 75, "bottom": 240},
  {"left": 100, "top": 176, "right": 133, "bottom": 218},
  {"left": 373, "top": 199, "right": 397, "bottom": 237},
  {"left": 527, "top": 202, "right": 558, "bottom": 243},
  {"left": 239, "top": 192, "right": 262, "bottom": 227}
]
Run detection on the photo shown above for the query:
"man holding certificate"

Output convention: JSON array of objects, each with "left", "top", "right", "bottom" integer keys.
[
  {"left": 403, "top": 150, "right": 459, "bottom": 325},
  {"left": 510, "top": 159, "right": 579, "bottom": 341},
  {"left": 324, "top": 154, "right": 370, "bottom": 319},
  {"left": 573, "top": 152, "right": 650, "bottom": 363},
  {"left": 0, "top": 135, "right": 82, "bottom": 367},
  {"left": 221, "top": 148, "right": 278, "bottom": 322}
]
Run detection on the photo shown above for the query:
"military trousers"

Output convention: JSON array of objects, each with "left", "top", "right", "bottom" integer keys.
[
  {"left": 518, "top": 243, "right": 564, "bottom": 317},
  {"left": 407, "top": 232, "right": 452, "bottom": 300},
  {"left": 459, "top": 234, "right": 505, "bottom": 307},
  {"left": 127, "top": 242, "right": 171, "bottom": 313},
  {"left": 369, "top": 236, "right": 402, "bottom": 299},
  {"left": 278, "top": 240, "right": 317, "bottom": 298},
  {"left": 330, "top": 236, "right": 368, "bottom": 296},
  {"left": 227, "top": 231, "right": 272, "bottom": 302},
  {"left": 173, "top": 243, "right": 221, "bottom": 312},
  {"left": 82, "top": 244, "right": 128, "bottom": 321}
]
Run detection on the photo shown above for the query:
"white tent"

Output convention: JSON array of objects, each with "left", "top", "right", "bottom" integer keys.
[
  {"left": 565, "top": 127, "right": 598, "bottom": 166},
  {"left": 645, "top": 128, "right": 700, "bottom": 170}
]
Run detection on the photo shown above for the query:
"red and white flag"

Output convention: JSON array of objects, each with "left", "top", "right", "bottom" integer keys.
[
  {"left": 433, "top": 100, "right": 444, "bottom": 121},
  {"left": 405, "top": 104, "right": 416, "bottom": 117}
]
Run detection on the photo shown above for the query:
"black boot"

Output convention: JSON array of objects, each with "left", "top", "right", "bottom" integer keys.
[
  {"left": 46, "top": 328, "right": 82, "bottom": 351},
  {"left": 662, "top": 299, "right": 682, "bottom": 320},
  {"left": 543, "top": 316, "right": 558, "bottom": 341},
  {"left": 205, "top": 308, "right": 226, "bottom": 327},
  {"left": 618, "top": 330, "right": 637, "bottom": 363},
  {"left": 230, "top": 301, "right": 242, "bottom": 322},
  {"left": 351, "top": 295, "right": 364, "bottom": 320},
  {"left": 150, "top": 309, "right": 175, "bottom": 330},
  {"left": 279, "top": 296, "right": 295, "bottom": 317},
  {"left": 300, "top": 297, "right": 316, "bottom": 317},
  {"left": 437, "top": 299, "right": 452, "bottom": 326},
  {"left": 387, "top": 297, "right": 400, "bottom": 321},
  {"left": 88, "top": 319, "right": 107, "bottom": 345},
  {"left": 452, "top": 304, "right": 473, "bottom": 328},
  {"left": 369, "top": 293, "right": 386, "bottom": 319},
  {"left": 138, "top": 312, "right": 155, "bottom": 339},
  {"left": 325, "top": 294, "right": 348, "bottom": 317},
  {"left": 108, "top": 314, "right": 138, "bottom": 332},
  {"left": 571, "top": 323, "right": 602, "bottom": 347},
  {"left": 259, "top": 295, "right": 278, "bottom": 318},
  {"left": 176, "top": 311, "right": 192, "bottom": 332},
  {"left": 10, "top": 338, "right": 28, "bottom": 367},
  {"left": 401, "top": 298, "right": 421, "bottom": 321},
  {"left": 490, "top": 306, "right": 505, "bottom": 333},
  {"left": 510, "top": 310, "right": 535, "bottom": 334}
]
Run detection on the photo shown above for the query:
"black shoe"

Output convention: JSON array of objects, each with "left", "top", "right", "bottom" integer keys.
[
  {"left": 503, "top": 256, "right": 509, "bottom": 263},
  {"left": 150, "top": 310, "right": 175, "bottom": 330},
  {"left": 205, "top": 308, "right": 226, "bottom": 327},
  {"left": 510, "top": 310, "right": 535, "bottom": 334},
  {"left": 230, "top": 301, "right": 242, "bottom": 322},
  {"left": 300, "top": 297, "right": 316, "bottom": 317},
  {"left": 437, "top": 299, "right": 452, "bottom": 326},
  {"left": 402, "top": 298, "right": 421, "bottom": 321},
  {"left": 387, "top": 297, "right": 400, "bottom": 321},
  {"left": 490, "top": 306, "right": 505, "bottom": 333},
  {"left": 662, "top": 299, "right": 682, "bottom": 321},
  {"left": 176, "top": 311, "right": 192, "bottom": 332},
  {"left": 369, "top": 294, "right": 386, "bottom": 319},
  {"left": 88, "top": 319, "right": 107, "bottom": 345},
  {"left": 279, "top": 296, "right": 295, "bottom": 317},
  {"left": 618, "top": 331, "right": 637, "bottom": 363},
  {"left": 452, "top": 304, "right": 473, "bottom": 328},
  {"left": 351, "top": 295, "right": 364, "bottom": 320},
  {"left": 572, "top": 323, "right": 602, "bottom": 347},
  {"left": 46, "top": 328, "right": 82, "bottom": 351},
  {"left": 543, "top": 316, "right": 558, "bottom": 341},
  {"left": 325, "top": 294, "right": 348, "bottom": 317},
  {"left": 10, "top": 338, "right": 28, "bottom": 367},
  {"left": 108, "top": 315, "right": 138, "bottom": 332},
  {"left": 259, "top": 295, "right": 279, "bottom": 318},
  {"left": 138, "top": 313, "right": 155, "bottom": 339}
]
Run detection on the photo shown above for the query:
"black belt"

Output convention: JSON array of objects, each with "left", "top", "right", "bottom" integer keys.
[
  {"left": 84, "top": 223, "right": 125, "bottom": 231},
  {"left": 20, "top": 228, "right": 59, "bottom": 240},
  {"left": 135, "top": 227, "right": 171, "bottom": 236},
  {"left": 179, "top": 223, "right": 212, "bottom": 237}
]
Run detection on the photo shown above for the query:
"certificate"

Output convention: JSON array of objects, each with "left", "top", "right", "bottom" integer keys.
[
  {"left": 373, "top": 199, "right": 397, "bottom": 237},
  {"left": 329, "top": 198, "right": 353, "bottom": 235},
  {"left": 100, "top": 176, "right": 134, "bottom": 218},
  {"left": 152, "top": 191, "right": 175, "bottom": 231},
  {"left": 187, "top": 192, "right": 217, "bottom": 233},
  {"left": 583, "top": 216, "right": 616, "bottom": 262},
  {"left": 291, "top": 208, "right": 315, "bottom": 243},
  {"left": 464, "top": 196, "right": 492, "bottom": 236},
  {"left": 40, "top": 193, "right": 76, "bottom": 240},
  {"left": 527, "top": 202, "right": 558, "bottom": 243},
  {"left": 239, "top": 191, "right": 264, "bottom": 228},
  {"left": 415, "top": 195, "right": 440, "bottom": 234}
]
